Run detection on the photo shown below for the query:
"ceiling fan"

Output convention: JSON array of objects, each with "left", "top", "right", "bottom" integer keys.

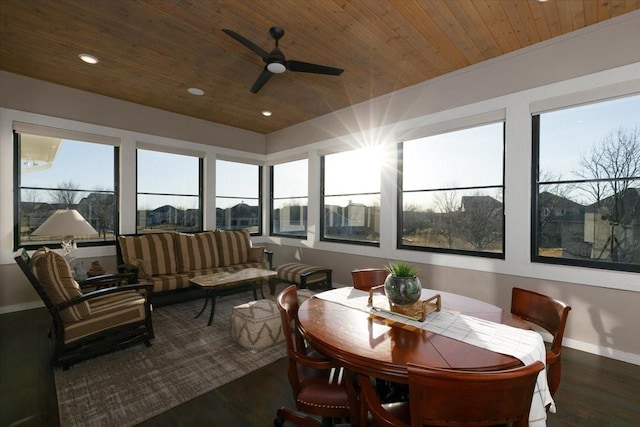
[{"left": 222, "top": 26, "right": 344, "bottom": 94}]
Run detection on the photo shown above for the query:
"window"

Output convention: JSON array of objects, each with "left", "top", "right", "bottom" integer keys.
[
  {"left": 271, "top": 159, "right": 308, "bottom": 238},
  {"left": 137, "top": 149, "right": 202, "bottom": 233},
  {"left": 14, "top": 131, "right": 118, "bottom": 250},
  {"left": 533, "top": 95, "right": 640, "bottom": 272},
  {"left": 216, "top": 159, "right": 262, "bottom": 234},
  {"left": 399, "top": 122, "right": 505, "bottom": 257},
  {"left": 321, "top": 147, "right": 382, "bottom": 245}
]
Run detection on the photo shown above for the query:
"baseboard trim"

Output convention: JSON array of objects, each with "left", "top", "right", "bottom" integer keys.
[
  {"left": 0, "top": 300, "right": 44, "bottom": 314},
  {"left": 563, "top": 337, "right": 640, "bottom": 366}
]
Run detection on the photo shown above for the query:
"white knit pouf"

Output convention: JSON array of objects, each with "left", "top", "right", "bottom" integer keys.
[
  {"left": 296, "top": 288, "right": 314, "bottom": 305},
  {"left": 231, "top": 299, "right": 284, "bottom": 351}
]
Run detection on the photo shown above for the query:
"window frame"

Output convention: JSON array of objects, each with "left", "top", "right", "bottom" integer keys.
[
  {"left": 320, "top": 150, "right": 381, "bottom": 247},
  {"left": 135, "top": 148, "right": 204, "bottom": 234},
  {"left": 13, "top": 130, "right": 120, "bottom": 251},
  {"left": 530, "top": 96, "right": 640, "bottom": 273},
  {"left": 215, "top": 159, "right": 263, "bottom": 236},
  {"left": 269, "top": 159, "right": 308, "bottom": 239},
  {"left": 397, "top": 121, "right": 506, "bottom": 259}
]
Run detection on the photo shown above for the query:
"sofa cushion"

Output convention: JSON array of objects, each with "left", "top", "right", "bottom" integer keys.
[
  {"left": 31, "top": 247, "right": 90, "bottom": 323},
  {"left": 118, "top": 233, "right": 177, "bottom": 276},
  {"left": 174, "top": 231, "right": 220, "bottom": 273},
  {"left": 215, "top": 229, "right": 251, "bottom": 266},
  {"left": 147, "top": 273, "right": 192, "bottom": 293}
]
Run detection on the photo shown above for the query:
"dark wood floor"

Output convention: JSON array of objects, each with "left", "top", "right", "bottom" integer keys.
[{"left": 1, "top": 306, "right": 639, "bottom": 427}]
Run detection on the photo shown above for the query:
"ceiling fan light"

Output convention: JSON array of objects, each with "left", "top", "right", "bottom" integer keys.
[{"left": 267, "top": 62, "right": 286, "bottom": 74}]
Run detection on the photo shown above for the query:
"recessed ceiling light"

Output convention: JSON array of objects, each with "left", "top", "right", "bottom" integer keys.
[
  {"left": 262, "top": 110, "right": 272, "bottom": 117},
  {"left": 79, "top": 53, "right": 99, "bottom": 64},
  {"left": 188, "top": 87, "right": 205, "bottom": 96}
]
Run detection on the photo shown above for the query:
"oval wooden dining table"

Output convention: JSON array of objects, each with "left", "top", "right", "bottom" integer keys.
[{"left": 297, "top": 288, "right": 531, "bottom": 383}]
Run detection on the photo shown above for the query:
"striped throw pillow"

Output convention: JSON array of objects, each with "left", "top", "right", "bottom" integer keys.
[
  {"left": 31, "top": 247, "right": 90, "bottom": 323},
  {"left": 215, "top": 229, "right": 250, "bottom": 266},
  {"left": 174, "top": 231, "right": 220, "bottom": 272},
  {"left": 118, "top": 233, "right": 177, "bottom": 276}
]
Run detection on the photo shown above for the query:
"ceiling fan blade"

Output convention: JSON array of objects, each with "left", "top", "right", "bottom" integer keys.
[
  {"left": 250, "top": 67, "right": 273, "bottom": 93},
  {"left": 286, "top": 60, "right": 344, "bottom": 76},
  {"left": 222, "top": 29, "right": 269, "bottom": 60}
]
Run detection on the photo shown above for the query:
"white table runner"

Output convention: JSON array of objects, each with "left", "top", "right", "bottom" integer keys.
[{"left": 313, "top": 287, "right": 555, "bottom": 426}]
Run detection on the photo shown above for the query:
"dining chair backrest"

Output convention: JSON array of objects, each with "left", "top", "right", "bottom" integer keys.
[
  {"left": 407, "top": 361, "right": 544, "bottom": 427},
  {"left": 511, "top": 287, "right": 571, "bottom": 396},
  {"left": 277, "top": 284, "right": 306, "bottom": 374},
  {"left": 351, "top": 268, "right": 388, "bottom": 291},
  {"left": 275, "top": 285, "right": 357, "bottom": 426}
]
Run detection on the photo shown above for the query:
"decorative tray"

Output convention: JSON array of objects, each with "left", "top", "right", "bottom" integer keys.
[{"left": 367, "top": 285, "right": 441, "bottom": 321}]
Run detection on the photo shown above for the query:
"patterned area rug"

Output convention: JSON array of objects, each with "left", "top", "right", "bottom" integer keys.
[{"left": 54, "top": 290, "right": 287, "bottom": 427}]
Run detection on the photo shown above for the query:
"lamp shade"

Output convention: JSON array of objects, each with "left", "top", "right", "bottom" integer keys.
[{"left": 31, "top": 209, "right": 98, "bottom": 237}]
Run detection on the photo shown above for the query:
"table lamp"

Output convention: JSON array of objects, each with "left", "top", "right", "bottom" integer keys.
[{"left": 31, "top": 209, "right": 98, "bottom": 260}]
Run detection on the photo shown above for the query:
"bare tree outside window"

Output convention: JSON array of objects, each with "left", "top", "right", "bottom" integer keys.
[
  {"left": 575, "top": 127, "right": 640, "bottom": 263},
  {"left": 434, "top": 188, "right": 460, "bottom": 248},
  {"left": 534, "top": 94, "right": 640, "bottom": 272},
  {"left": 50, "top": 180, "right": 81, "bottom": 207}
]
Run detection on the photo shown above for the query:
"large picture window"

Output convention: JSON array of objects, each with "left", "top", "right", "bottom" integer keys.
[
  {"left": 137, "top": 149, "right": 202, "bottom": 233},
  {"left": 216, "top": 159, "right": 262, "bottom": 234},
  {"left": 399, "top": 122, "right": 505, "bottom": 257},
  {"left": 321, "top": 147, "right": 382, "bottom": 245},
  {"left": 14, "top": 131, "right": 118, "bottom": 249},
  {"left": 271, "top": 159, "right": 308, "bottom": 238},
  {"left": 532, "top": 95, "right": 640, "bottom": 272}
]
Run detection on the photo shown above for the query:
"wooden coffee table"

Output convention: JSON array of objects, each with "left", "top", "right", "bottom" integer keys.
[{"left": 190, "top": 268, "right": 277, "bottom": 326}]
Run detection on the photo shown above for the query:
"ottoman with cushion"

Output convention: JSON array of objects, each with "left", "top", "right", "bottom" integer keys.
[
  {"left": 231, "top": 299, "right": 284, "bottom": 351},
  {"left": 269, "top": 262, "right": 333, "bottom": 295}
]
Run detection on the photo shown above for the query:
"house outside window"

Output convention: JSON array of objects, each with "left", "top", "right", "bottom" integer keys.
[
  {"left": 399, "top": 121, "right": 505, "bottom": 257},
  {"left": 216, "top": 159, "right": 262, "bottom": 234},
  {"left": 137, "top": 149, "right": 202, "bottom": 233},
  {"left": 321, "top": 147, "right": 382, "bottom": 245},
  {"left": 271, "top": 159, "right": 308, "bottom": 238},
  {"left": 14, "top": 130, "right": 118, "bottom": 250},
  {"left": 532, "top": 94, "right": 640, "bottom": 272}
]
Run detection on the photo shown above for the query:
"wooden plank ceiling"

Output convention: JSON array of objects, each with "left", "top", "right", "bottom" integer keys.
[{"left": 1, "top": 0, "right": 638, "bottom": 135}]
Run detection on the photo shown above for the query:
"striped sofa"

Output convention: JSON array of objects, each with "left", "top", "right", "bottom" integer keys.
[{"left": 116, "top": 229, "right": 272, "bottom": 295}]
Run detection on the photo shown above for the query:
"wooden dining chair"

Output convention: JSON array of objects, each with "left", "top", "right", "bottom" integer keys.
[
  {"left": 357, "top": 373, "right": 410, "bottom": 427},
  {"left": 274, "top": 285, "right": 359, "bottom": 427},
  {"left": 358, "top": 361, "right": 544, "bottom": 427},
  {"left": 511, "top": 287, "right": 571, "bottom": 397},
  {"left": 351, "top": 268, "right": 388, "bottom": 291}
]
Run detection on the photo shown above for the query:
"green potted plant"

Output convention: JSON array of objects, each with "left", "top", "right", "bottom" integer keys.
[{"left": 384, "top": 261, "right": 422, "bottom": 306}]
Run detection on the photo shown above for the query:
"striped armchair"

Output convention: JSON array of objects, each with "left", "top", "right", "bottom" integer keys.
[{"left": 15, "top": 248, "right": 154, "bottom": 370}]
